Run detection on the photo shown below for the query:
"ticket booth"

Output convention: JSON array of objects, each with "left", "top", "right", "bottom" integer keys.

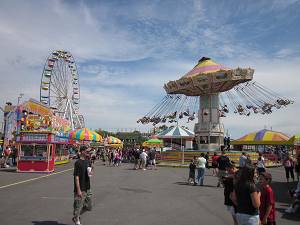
[{"left": 16, "top": 131, "right": 56, "bottom": 173}]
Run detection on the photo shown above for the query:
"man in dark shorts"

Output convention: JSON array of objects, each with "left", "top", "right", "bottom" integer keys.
[
  {"left": 217, "top": 150, "right": 230, "bottom": 187},
  {"left": 73, "top": 146, "right": 94, "bottom": 225},
  {"left": 134, "top": 149, "right": 141, "bottom": 170},
  {"left": 148, "top": 149, "right": 157, "bottom": 170}
]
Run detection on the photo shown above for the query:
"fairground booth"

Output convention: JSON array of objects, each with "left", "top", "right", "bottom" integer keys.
[{"left": 4, "top": 98, "right": 76, "bottom": 173}]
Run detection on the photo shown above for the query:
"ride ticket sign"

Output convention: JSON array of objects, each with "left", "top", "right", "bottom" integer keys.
[{"left": 23, "top": 133, "right": 48, "bottom": 142}]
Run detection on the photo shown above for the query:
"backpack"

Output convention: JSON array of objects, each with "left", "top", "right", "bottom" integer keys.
[{"left": 285, "top": 159, "right": 292, "bottom": 167}]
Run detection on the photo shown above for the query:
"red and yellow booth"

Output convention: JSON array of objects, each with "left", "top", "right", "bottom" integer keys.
[{"left": 16, "top": 131, "right": 56, "bottom": 173}]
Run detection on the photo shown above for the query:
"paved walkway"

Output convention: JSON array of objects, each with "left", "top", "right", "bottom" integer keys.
[{"left": 0, "top": 159, "right": 299, "bottom": 224}]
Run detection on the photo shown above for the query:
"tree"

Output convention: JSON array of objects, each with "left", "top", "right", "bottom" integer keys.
[
  {"left": 158, "top": 125, "right": 168, "bottom": 131},
  {"left": 94, "top": 128, "right": 115, "bottom": 138}
]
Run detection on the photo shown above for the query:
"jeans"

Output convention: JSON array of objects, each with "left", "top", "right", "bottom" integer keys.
[
  {"left": 196, "top": 167, "right": 206, "bottom": 186},
  {"left": 236, "top": 213, "right": 259, "bottom": 225}
]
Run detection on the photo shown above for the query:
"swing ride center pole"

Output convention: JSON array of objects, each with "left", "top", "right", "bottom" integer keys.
[{"left": 194, "top": 93, "right": 224, "bottom": 151}]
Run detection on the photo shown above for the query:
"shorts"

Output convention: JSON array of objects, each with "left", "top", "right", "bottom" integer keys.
[
  {"left": 226, "top": 205, "right": 236, "bottom": 216},
  {"left": 149, "top": 159, "right": 156, "bottom": 165},
  {"left": 141, "top": 158, "right": 147, "bottom": 165},
  {"left": 4, "top": 156, "right": 8, "bottom": 161},
  {"left": 217, "top": 170, "right": 227, "bottom": 178},
  {"left": 189, "top": 171, "right": 195, "bottom": 179},
  {"left": 236, "top": 213, "right": 259, "bottom": 225},
  {"left": 135, "top": 159, "right": 140, "bottom": 165},
  {"left": 73, "top": 189, "right": 92, "bottom": 216},
  {"left": 212, "top": 163, "right": 218, "bottom": 168},
  {"left": 289, "top": 190, "right": 300, "bottom": 199}
]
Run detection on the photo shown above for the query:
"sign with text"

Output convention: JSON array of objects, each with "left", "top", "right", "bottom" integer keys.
[{"left": 23, "top": 133, "right": 48, "bottom": 142}]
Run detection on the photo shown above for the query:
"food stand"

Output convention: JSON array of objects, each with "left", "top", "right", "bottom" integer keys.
[
  {"left": 16, "top": 114, "right": 73, "bottom": 173},
  {"left": 17, "top": 131, "right": 56, "bottom": 173}
]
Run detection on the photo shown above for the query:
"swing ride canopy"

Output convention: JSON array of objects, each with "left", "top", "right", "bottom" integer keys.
[
  {"left": 137, "top": 57, "right": 293, "bottom": 125},
  {"left": 156, "top": 126, "right": 195, "bottom": 138},
  {"left": 164, "top": 57, "right": 254, "bottom": 96},
  {"left": 142, "top": 135, "right": 163, "bottom": 147},
  {"left": 231, "top": 129, "right": 299, "bottom": 145},
  {"left": 69, "top": 128, "right": 102, "bottom": 142}
]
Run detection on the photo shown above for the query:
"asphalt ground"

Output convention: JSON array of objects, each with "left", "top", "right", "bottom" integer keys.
[{"left": 0, "top": 159, "right": 299, "bottom": 225}]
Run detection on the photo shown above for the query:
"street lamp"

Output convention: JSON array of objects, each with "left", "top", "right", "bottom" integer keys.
[{"left": 17, "top": 93, "right": 24, "bottom": 106}]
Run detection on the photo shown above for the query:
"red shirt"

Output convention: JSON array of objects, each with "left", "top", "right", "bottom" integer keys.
[
  {"left": 260, "top": 186, "right": 276, "bottom": 222},
  {"left": 212, "top": 155, "right": 219, "bottom": 164},
  {"left": 4, "top": 149, "right": 9, "bottom": 156}
]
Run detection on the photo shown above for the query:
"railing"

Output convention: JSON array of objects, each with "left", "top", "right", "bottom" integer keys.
[
  {"left": 262, "top": 154, "right": 280, "bottom": 164},
  {"left": 156, "top": 150, "right": 281, "bottom": 166}
]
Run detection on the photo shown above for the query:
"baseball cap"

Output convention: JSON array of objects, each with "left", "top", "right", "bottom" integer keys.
[{"left": 80, "top": 146, "right": 92, "bottom": 152}]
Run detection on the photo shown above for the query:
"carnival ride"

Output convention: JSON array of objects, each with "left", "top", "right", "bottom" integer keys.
[
  {"left": 40, "top": 50, "right": 84, "bottom": 130},
  {"left": 138, "top": 57, "right": 294, "bottom": 151}
]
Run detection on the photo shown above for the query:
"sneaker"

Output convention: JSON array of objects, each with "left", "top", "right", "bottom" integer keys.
[
  {"left": 186, "top": 181, "right": 189, "bottom": 185},
  {"left": 142, "top": 168, "right": 146, "bottom": 171},
  {"left": 285, "top": 206, "right": 296, "bottom": 213},
  {"left": 72, "top": 217, "right": 81, "bottom": 224}
]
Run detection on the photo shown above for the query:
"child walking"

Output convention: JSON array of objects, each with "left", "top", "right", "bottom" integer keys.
[
  {"left": 187, "top": 159, "right": 196, "bottom": 185},
  {"left": 259, "top": 172, "right": 276, "bottom": 225}
]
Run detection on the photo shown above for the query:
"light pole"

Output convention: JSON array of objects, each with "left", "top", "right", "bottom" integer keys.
[
  {"left": 17, "top": 93, "right": 24, "bottom": 106},
  {"left": 16, "top": 93, "right": 24, "bottom": 134}
]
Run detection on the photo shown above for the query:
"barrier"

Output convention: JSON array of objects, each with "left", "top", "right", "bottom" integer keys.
[{"left": 157, "top": 151, "right": 277, "bottom": 166}]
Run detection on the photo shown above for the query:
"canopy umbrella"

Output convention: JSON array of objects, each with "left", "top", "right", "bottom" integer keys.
[
  {"left": 69, "top": 128, "right": 103, "bottom": 142},
  {"left": 103, "top": 136, "right": 122, "bottom": 147},
  {"left": 142, "top": 135, "right": 163, "bottom": 148}
]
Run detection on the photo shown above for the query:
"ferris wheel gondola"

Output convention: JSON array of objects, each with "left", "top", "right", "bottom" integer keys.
[{"left": 40, "top": 50, "right": 83, "bottom": 130}]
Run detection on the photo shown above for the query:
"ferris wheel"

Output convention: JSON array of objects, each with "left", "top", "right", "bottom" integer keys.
[{"left": 40, "top": 50, "right": 84, "bottom": 130}]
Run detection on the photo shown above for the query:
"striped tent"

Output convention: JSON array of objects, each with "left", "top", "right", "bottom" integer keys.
[
  {"left": 231, "top": 129, "right": 295, "bottom": 145},
  {"left": 237, "top": 129, "right": 291, "bottom": 141},
  {"left": 69, "top": 128, "right": 103, "bottom": 142},
  {"left": 103, "top": 136, "right": 122, "bottom": 147},
  {"left": 156, "top": 126, "right": 194, "bottom": 138},
  {"left": 104, "top": 136, "right": 121, "bottom": 144}
]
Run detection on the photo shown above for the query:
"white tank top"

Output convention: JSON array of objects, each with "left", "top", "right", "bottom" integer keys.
[{"left": 257, "top": 157, "right": 264, "bottom": 168}]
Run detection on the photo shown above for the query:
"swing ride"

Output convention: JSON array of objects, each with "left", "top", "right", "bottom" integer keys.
[{"left": 137, "top": 57, "right": 294, "bottom": 151}]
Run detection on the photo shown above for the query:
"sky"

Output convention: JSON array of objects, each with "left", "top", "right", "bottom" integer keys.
[{"left": 0, "top": 0, "right": 299, "bottom": 140}]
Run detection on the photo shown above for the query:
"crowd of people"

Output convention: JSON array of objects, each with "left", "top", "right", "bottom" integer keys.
[
  {"left": 186, "top": 150, "right": 300, "bottom": 225},
  {"left": 73, "top": 147, "right": 158, "bottom": 171}
]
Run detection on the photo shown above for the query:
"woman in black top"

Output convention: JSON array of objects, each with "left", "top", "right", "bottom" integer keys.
[{"left": 231, "top": 165, "right": 260, "bottom": 225}]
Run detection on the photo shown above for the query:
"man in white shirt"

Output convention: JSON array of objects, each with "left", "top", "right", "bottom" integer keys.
[{"left": 141, "top": 149, "right": 148, "bottom": 171}]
